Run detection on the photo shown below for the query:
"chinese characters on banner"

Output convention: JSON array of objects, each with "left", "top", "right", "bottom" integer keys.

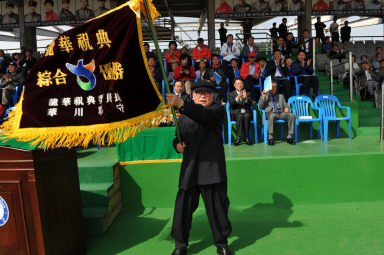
[{"left": 1, "top": 2, "right": 164, "bottom": 149}]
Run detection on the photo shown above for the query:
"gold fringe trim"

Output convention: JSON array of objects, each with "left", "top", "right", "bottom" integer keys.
[{"left": 0, "top": 93, "right": 171, "bottom": 150}]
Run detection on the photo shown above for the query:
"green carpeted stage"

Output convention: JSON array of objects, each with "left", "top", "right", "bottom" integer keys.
[{"left": 78, "top": 135, "right": 384, "bottom": 255}]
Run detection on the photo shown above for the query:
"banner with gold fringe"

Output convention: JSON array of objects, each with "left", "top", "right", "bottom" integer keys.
[{"left": 0, "top": 1, "right": 167, "bottom": 149}]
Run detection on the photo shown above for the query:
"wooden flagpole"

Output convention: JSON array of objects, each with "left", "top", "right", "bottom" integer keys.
[{"left": 142, "top": 0, "right": 182, "bottom": 143}]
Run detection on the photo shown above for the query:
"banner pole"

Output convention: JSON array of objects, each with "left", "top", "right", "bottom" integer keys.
[{"left": 142, "top": 0, "right": 182, "bottom": 143}]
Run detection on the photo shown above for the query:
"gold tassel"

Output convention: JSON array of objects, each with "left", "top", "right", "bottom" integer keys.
[{"left": 0, "top": 94, "right": 171, "bottom": 150}]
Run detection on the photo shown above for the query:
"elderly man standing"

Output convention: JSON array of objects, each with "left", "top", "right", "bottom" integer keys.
[
  {"left": 259, "top": 81, "right": 296, "bottom": 145},
  {"left": 166, "top": 80, "right": 232, "bottom": 255},
  {"left": 0, "top": 62, "right": 23, "bottom": 116}
]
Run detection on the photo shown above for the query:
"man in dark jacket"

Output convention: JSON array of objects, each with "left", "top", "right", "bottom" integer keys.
[
  {"left": 291, "top": 51, "right": 319, "bottom": 98},
  {"left": 279, "top": 18, "right": 288, "bottom": 39},
  {"left": 166, "top": 80, "right": 232, "bottom": 255},
  {"left": 265, "top": 50, "right": 292, "bottom": 99},
  {"left": 229, "top": 77, "right": 253, "bottom": 145},
  {"left": 204, "top": 54, "right": 229, "bottom": 103},
  {"left": 340, "top": 21, "right": 351, "bottom": 43}
]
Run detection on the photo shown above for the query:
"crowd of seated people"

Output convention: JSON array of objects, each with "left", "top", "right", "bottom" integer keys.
[
  {"left": 0, "top": 48, "right": 37, "bottom": 117},
  {"left": 142, "top": 20, "right": 358, "bottom": 145}
]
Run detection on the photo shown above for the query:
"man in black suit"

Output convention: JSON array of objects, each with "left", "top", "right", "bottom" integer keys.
[
  {"left": 298, "top": 29, "right": 313, "bottom": 58},
  {"left": 229, "top": 78, "right": 253, "bottom": 146},
  {"left": 279, "top": 18, "right": 288, "bottom": 39},
  {"left": 174, "top": 80, "right": 189, "bottom": 101},
  {"left": 265, "top": 50, "right": 292, "bottom": 99},
  {"left": 340, "top": 21, "right": 351, "bottom": 43},
  {"left": 166, "top": 81, "right": 232, "bottom": 255}
]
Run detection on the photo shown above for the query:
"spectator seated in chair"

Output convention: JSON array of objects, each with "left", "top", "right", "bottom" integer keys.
[
  {"left": 195, "top": 60, "right": 208, "bottom": 81},
  {"left": 203, "top": 54, "right": 229, "bottom": 104},
  {"left": 174, "top": 54, "right": 197, "bottom": 95},
  {"left": 265, "top": 50, "right": 292, "bottom": 99},
  {"left": 165, "top": 41, "right": 181, "bottom": 72},
  {"left": 174, "top": 80, "right": 189, "bottom": 102},
  {"left": 0, "top": 61, "right": 23, "bottom": 117},
  {"left": 167, "top": 61, "right": 179, "bottom": 87},
  {"left": 192, "top": 38, "right": 211, "bottom": 71},
  {"left": 241, "top": 36, "right": 259, "bottom": 61},
  {"left": 226, "top": 58, "right": 241, "bottom": 91},
  {"left": 229, "top": 77, "right": 253, "bottom": 146},
  {"left": 355, "top": 60, "right": 380, "bottom": 101},
  {"left": 374, "top": 59, "right": 384, "bottom": 83},
  {"left": 259, "top": 81, "right": 296, "bottom": 146},
  {"left": 291, "top": 50, "right": 319, "bottom": 99},
  {"left": 257, "top": 57, "right": 267, "bottom": 76},
  {"left": 148, "top": 56, "right": 162, "bottom": 93},
  {"left": 240, "top": 52, "right": 261, "bottom": 101},
  {"left": 220, "top": 34, "right": 240, "bottom": 67},
  {"left": 322, "top": 36, "right": 332, "bottom": 54}
]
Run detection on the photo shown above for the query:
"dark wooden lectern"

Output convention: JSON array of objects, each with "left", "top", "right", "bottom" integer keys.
[{"left": 0, "top": 146, "right": 86, "bottom": 255}]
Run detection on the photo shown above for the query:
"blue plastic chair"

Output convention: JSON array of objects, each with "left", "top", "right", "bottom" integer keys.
[
  {"left": 226, "top": 103, "right": 258, "bottom": 144},
  {"left": 314, "top": 95, "right": 352, "bottom": 141},
  {"left": 253, "top": 77, "right": 263, "bottom": 98},
  {"left": 258, "top": 103, "right": 287, "bottom": 144},
  {"left": 291, "top": 75, "right": 320, "bottom": 96},
  {"left": 288, "top": 96, "right": 323, "bottom": 143},
  {"left": 161, "top": 80, "right": 165, "bottom": 99}
]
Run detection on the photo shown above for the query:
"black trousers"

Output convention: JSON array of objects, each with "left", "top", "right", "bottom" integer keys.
[
  {"left": 244, "top": 75, "right": 261, "bottom": 101},
  {"left": 299, "top": 76, "right": 319, "bottom": 96},
  {"left": 171, "top": 182, "right": 232, "bottom": 249},
  {"left": 276, "top": 78, "right": 292, "bottom": 99},
  {"left": 331, "top": 32, "right": 339, "bottom": 42},
  {"left": 231, "top": 110, "right": 251, "bottom": 140}
]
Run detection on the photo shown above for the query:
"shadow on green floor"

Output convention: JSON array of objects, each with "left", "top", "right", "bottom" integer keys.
[{"left": 161, "top": 192, "right": 303, "bottom": 254}]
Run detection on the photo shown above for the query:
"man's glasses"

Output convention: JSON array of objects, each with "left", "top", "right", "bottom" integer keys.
[{"left": 195, "top": 91, "right": 212, "bottom": 96}]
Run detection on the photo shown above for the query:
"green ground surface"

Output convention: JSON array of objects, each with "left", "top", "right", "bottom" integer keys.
[
  {"left": 87, "top": 201, "right": 384, "bottom": 255},
  {"left": 80, "top": 135, "right": 384, "bottom": 255}
]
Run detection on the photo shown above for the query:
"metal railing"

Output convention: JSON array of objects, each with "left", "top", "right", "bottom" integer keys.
[
  {"left": 349, "top": 36, "right": 384, "bottom": 43},
  {"left": 235, "top": 32, "right": 273, "bottom": 55},
  {"left": 328, "top": 50, "right": 354, "bottom": 101}
]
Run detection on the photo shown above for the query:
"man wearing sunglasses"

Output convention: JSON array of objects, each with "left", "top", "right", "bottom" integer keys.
[{"left": 166, "top": 80, "right": 232, "bottom": 255}]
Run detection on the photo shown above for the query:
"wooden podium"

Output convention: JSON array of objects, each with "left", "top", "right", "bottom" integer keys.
[{"left": 0, "top": 146, "right": 86, "bottom": 255}]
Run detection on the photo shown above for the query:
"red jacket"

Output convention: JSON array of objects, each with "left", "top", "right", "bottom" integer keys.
[
  {"left": 240, "top": 62, "right": 261, "bottom": 80},
  {"left": 173, "top": 65, "right": 196, "bottom": 81},
  {"left": 192, "top": 45, "right": 211, "bottom": 61},
  {"left": 166, "top": 49, "right": 181, "bottom": 63}
]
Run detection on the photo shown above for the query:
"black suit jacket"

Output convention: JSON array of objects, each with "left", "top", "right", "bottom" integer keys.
[
  {"left": 228, "top": 90, "right": 252, "bottom": 115},
  {"left": 265, "top": 59, "right": 289, "bottom": 78},
  {"left": 340, "top": 26, "right": 351, "bottom": 41},
  {"left": 173, "top": 101, "right": 226, "bottom": 189},
  {"left": 298, "top": 37, "right": 313, "bottom": 57}
]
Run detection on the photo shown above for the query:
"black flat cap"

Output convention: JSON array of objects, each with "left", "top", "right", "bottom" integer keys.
[{"left": 191, "top": 80, "right": 215, "bottom": 93}]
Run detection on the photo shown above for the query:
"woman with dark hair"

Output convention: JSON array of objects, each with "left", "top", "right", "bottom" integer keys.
[
  {"left": 180, "top": 46, "right": 192, "bottom": 67},
  {"left": 44, "top": 0, "right": 59, "bottom": 21},
  {"left": 173, "top": 54, "right": 196, "bottom": 95},
  {"left": 166, "top": 41, "right": 181, "bottom": 72}
]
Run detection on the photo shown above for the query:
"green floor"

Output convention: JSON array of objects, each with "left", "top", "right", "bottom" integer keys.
[
  {"left": 79, "top": 136, "right": 384, "bottom": 255},
  {"left": 81, "top": 71, "right": 384, "bottom": 255},
  {"left": 86, "top": 201, "right": 384, "bottom": 255}
]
